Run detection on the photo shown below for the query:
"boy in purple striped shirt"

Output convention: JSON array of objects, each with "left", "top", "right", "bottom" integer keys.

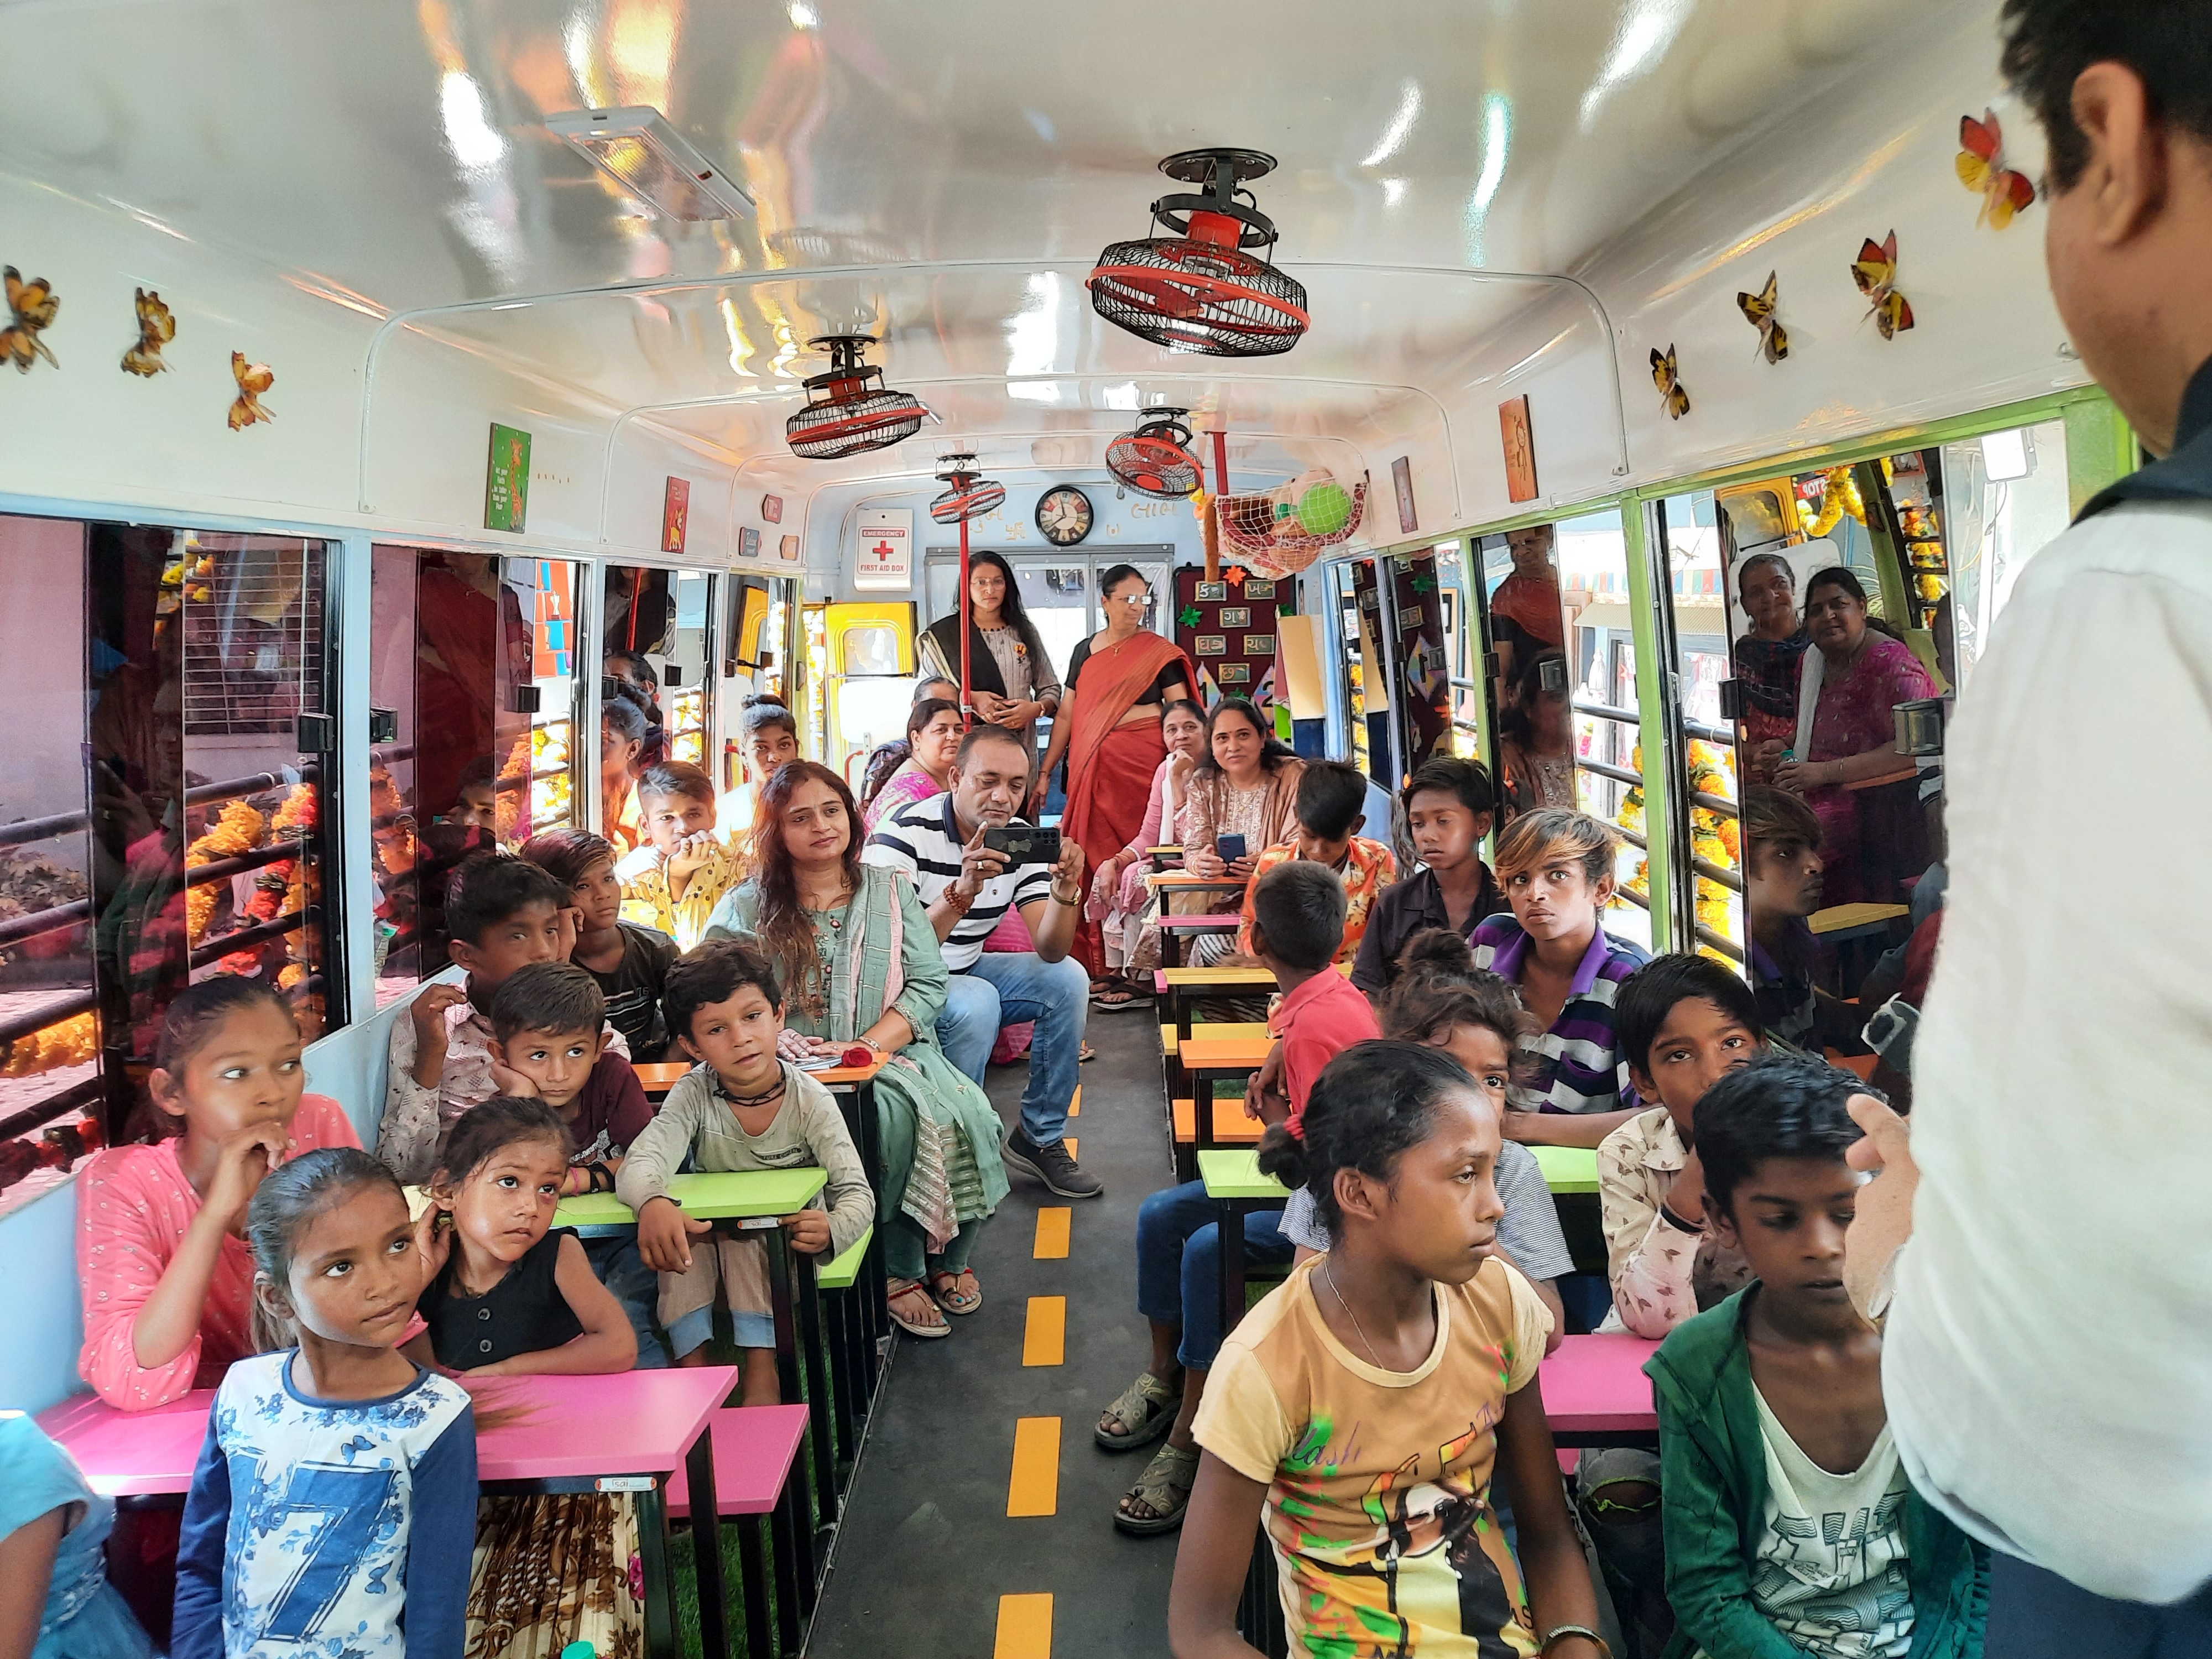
[{"left": 1469, "top": 808, "right": 1649, "bottom": 1149}]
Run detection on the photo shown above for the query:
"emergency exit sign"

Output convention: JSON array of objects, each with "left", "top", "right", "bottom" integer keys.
[{"left": 854, "top": 508, "right": 912, "bottom": 591}]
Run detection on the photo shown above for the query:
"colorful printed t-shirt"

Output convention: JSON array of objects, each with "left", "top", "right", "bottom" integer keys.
[
  {"left": 1192, "top": 1254, "right": 1554, "bottom": 1657},
  {"left": 1236, "top": 837, "right": 1399, "bottom": 964}
]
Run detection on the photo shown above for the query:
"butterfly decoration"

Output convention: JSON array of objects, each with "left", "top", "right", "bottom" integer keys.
[
  {"left": 1850, "top": 232, "right": 1915, "bottom": 340},
  {"left": 1650, "top": 345, "right": 1691, "bottom": 420},
  {"left": 120, "top": 288, "right": 176, "bottom": 376},
  {"left": 1736, "top": 271, "right": 1789, "bottom": 363},
  {"left": 0, "top": 267, "right": 61, "bottom": 373},
  {"left": 227, "top": 351, "right": 275, "bottom": 430},
  {"left": 1957, "top": 109, "right": 2036, "bottom": 229}
]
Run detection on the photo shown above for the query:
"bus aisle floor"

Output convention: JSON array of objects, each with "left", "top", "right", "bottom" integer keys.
[{"left": 805, "top": 1010, "right": 1182, "bottom": 1659}]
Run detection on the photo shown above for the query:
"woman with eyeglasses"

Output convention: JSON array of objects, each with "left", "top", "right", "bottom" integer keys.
[
  {"left": 1034, "top": 565, "right": 1196, "bottom": 980},
  {"left": 917, "top": 549, "right": 1063, "bottom": 769}
]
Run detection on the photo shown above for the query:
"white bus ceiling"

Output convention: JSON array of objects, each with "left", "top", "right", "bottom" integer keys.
[{"left": 0, "top": 0, "right": 2084, "bottom": 560}]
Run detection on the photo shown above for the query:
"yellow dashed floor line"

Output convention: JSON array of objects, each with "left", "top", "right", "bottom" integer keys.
[
  {"left": 1007, "top": 1416, "right": 1062, "bottom": 1516},
  {"left": 993, "top": 1593, "right": 1053, "bottom": 1657},
  {"left": 1033, "top": 1208, "right": 1070, "bottom": 1259},
  {"left": 1068, "top": 1084, "right": 1081, "bottom": 1117},
  {"left": 1063, "top": 1136, "right": 1078, "bottom": 1159},
  {"left": 1021, "top": 1296, "right": 1066, "bottom": 1366}
]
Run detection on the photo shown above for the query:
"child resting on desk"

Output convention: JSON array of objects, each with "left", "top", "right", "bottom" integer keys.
[
  {"left": 1170, "top": 1041, "right": 1603, "bottom": 1659},
  {"left": 617, "top": 940, "right": 873, "bottom": 1405},
  {"left": 1099, "top": 859, "right": 1377, "bottom": 1538},
  {"left": 380, "top": 852, "right": 631, "bottom": 1186},
  {"left": 1647, "top": 1057, "right": 1986, "bottom": 1659},
  {"left": 617, "top": 760, "right": 745, "bottom": 952},
  {"left": 484, "top": 962, "right": 666, "bottom": 1365}
]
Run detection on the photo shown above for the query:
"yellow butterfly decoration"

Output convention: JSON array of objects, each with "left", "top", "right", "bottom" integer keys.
[
  {"left": 121, "top": 288, "right": 176, "bottom": 376},
  {"left": 1736, "top": 271, "right": 1788, "bottom": 363},
  {"left": 1957, "top": 109, "right": 2036, "bottom": 231},
  {"left": 1850, "top": 232, "right": 1915, "bottom": 341},
  {"left": 228, "top": 351, "right": 275, "bottom": 430},
  {"left": 0, "top": 267, "right": 61, "bottom": 373},
  {"left": 1650, "top": 345, "right": 1691, "bottom": 420}
]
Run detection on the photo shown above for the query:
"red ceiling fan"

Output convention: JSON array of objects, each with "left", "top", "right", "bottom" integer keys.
[
  {"left": 784, "top": 335, "right": 925, "bottom": 460},
  {"left": 1105, "top": 408, "right": 1202, "bottom": 498},
  {"left": 1088, "top": 149, "right": 1310, "bottom": 358},
  {"left": 928, "top": 452, "right": 1006, "bottom": 523}
]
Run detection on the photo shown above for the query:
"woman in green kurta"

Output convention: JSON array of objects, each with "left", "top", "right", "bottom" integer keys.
[{"left": 702, "top": 760, "right": 1008, "bottom": 1339}]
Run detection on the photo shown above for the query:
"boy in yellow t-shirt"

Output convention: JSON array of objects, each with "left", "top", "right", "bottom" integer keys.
[
  {"left": 615, "top": 761, "right": 742, "bottom": 951},
  {"left": 1173, "top": 1040, "right": 1605, "bottom": 1659}
]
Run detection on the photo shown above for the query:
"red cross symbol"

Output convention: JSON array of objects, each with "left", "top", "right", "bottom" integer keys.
[{"left": 872, "top": 540, "right": 895, "bottom": 560}]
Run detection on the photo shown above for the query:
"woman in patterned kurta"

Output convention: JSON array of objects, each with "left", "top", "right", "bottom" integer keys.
[{"left": 703, "top": 761, "right": 1009, "bottom": 1339}]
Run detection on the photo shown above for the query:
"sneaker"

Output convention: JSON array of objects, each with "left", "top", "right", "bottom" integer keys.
[{"left": 1003, "top": 1128, "right": 1103, "bottom": 1199}]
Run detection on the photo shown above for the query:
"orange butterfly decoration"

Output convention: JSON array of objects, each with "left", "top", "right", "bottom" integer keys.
[
  {"left": 1650, "top": 345, "right": 1691, "bottom": 420},
  {"left": 0, "top": 267, "right": 61, "bottom": 373},
  {"left": 121, "top": 288, "right": 176, "bottom": 377},
  {"left": 1851, "top": 232, "right": 1914, "bottom": 340},
  {"left": 228, "top": 351, "right": 275, "bottom": 430},
  {"left": 1957, "top": 109, "right": 2036, "bottom": 229},
  {"left": 1736, "top": 271, "right": 1788, "bottom": 364}
]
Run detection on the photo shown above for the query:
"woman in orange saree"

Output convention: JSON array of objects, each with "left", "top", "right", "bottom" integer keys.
[{"left": 1033, "top": 565, "right": 1195, "bottom": 982}]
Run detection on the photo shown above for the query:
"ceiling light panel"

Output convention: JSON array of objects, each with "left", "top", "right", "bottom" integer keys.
[{"left": 545, "top": 106, "right": 754, "bottom": 221}]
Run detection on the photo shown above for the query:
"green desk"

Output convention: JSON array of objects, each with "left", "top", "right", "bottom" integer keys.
[
  {"left": 552, "top": 1168, "right": 828, "bottom": 1230},
  {"left": 1198, "top": 1149, "right": 1291, "bottom": 1339},
  {"left": 1530, "top": 1145, "right": 1599, "bottom": 1196}
]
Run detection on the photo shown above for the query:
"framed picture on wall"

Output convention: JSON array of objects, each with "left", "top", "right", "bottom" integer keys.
[
  {"left": 1499, "top": 394, "right": 1540, "bottom": 503},
  {"left": 1245, "top": 579, "right": 1276, "bottom": 600},
  {"left": 1244, "top": 634, "right": 1276, "bottom": 655},
  {"left": 1196, "top": 581, "right": 1229, "bottom": 602},
  {"left": 1219, "top": 606, "right": 1251, "bottom": 629},
  {"left": 1219, "top": 663, "right": 1250, "bottom": 685},
  {"left": 1392, "top": 455, "right": 1417, "bottom": 535},
  {"left": 1195, "top": 634, "right": 1228, "bottom": 656},
  {"left": 761, "top": 494, "right": 784, "bottom": 523},
  {"left": 779, "top": 534, "right": 800, "bottom": 562},
  {"left": 738, "top": 526, "right": 760, "bottom": 559}
]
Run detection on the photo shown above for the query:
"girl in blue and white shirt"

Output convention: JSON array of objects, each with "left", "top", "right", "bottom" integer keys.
[{"left": 174, "top": 1147, "right": 476, "bottom": 1659}]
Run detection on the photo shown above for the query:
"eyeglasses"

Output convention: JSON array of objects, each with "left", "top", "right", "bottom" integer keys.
[{"left": 1109, "top": 589, "right": 1153, "bottom": 606}]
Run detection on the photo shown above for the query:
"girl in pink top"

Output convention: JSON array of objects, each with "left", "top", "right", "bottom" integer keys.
[{"left": 76, "top": 978, "right": 362, "bottom": 1410}]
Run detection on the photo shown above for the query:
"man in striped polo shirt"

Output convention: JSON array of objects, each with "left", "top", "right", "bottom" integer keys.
[{"left": 864, "top": 724, "right": 1099, "bottom": 1198}]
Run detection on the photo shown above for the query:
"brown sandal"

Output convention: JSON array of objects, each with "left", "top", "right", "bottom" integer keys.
[
  {"left": 928, "top": 1267, "right": 983, "bottom": 1316},
  {"left": 886, "top": 1277, "right": 950, "bottom": 1338},
  {"left": 1113, "top": 1442, "right": 1199, "bottom": 1535}
]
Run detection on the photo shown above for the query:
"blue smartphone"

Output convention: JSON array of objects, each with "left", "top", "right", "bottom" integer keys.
[{"left": 1216, "top": 833, "right": 1248, "bottom": 865}]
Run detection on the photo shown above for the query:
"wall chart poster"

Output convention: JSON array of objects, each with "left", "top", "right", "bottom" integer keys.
[
  {"left": 485, "top": 422, "right": 531, "bottom": 532},
  {"left": 1499, "top": 394, "right": 1539, "bottom": 504},
  {"left": 1173, "top": 564, "right": 1284, "bottom": 717},
  {"left": 661, "top": 476, "right": 690, "bottom": 554}
]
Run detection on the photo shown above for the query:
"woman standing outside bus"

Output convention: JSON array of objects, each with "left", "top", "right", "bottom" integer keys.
[
  {"left": 1772, "top": 567, "right": 1936, "bottom": 904},
  {"left": 919, "top": 550, "right": 1062, "bottom": 768},
  {"left": 1034, "top": 565, "right": 1195, "bottom": 980},
  {"left": 1733, "top": 551, "right": 1811, "bottom": 784}
]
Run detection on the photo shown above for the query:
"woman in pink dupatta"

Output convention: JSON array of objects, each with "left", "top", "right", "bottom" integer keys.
[{"left": 1083, "top": 698, "right": 1209, "bottom": 1007}]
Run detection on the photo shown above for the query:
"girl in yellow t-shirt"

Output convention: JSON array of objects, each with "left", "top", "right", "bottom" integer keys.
[{"left": 1172, "top": 1040, "right": 1606, "bottom": 1659}]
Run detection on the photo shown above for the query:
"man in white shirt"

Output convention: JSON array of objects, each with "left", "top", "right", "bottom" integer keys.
[
  {"left": 1845, "top": 4, "right": 2212, "bottom": 1651},
  {"left": 863, "top": 724, "right": 1099, "bottom": 1197}
]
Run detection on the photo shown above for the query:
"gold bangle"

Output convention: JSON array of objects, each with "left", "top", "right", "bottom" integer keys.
[{"left": 1540, "top": 1625, "right": 1611, "bottom": 1658}]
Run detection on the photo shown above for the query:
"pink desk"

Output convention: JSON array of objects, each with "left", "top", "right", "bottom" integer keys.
[
  {"left": 1537, "top": 1333, "right": 1661, "bottom": 1447},
  {"left": 39, "top": 1367, "right": 765, "bottom": 1659}
]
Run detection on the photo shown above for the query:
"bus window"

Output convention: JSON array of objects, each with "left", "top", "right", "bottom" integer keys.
[
  {"left": 512, "top": 559, "right": 581, "bottom": 846},
  {"left": 1484, "top": 524, "right": 1574, "bottom": 827},
  {"left": 1333, "top": 558, "right": 1383, "bottom": 783},
  {"left": 1939, "top": 417, "right": 2073, "bottom": 690},
  {"left": 603, "top": 565, "right": 715, "bottom": 770},
  {"left": 1656, "top": 492, "right": 1745, "bottom": 965},
  {"left": 1432, "top": 539, "right": 1487, "bottom": 766}
]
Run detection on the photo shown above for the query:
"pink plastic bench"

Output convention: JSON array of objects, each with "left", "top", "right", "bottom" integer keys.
[{"left": 1537, "top": 1333, "right": 1661, "bottom": 1447}]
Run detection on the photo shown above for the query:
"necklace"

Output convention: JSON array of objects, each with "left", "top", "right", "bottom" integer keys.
[
  {"left": 1321, "top": 1262, "right": 1385, "bottom": 1370},
  {"left": 718, "top": 1076, "right": 786, "bottom": 1110}
]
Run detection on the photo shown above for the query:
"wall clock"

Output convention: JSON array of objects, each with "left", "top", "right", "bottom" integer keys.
[{"left": 1035, "top": 485, "right": 1094, "bottom": 547}]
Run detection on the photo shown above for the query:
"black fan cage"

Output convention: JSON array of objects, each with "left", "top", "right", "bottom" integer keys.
[
  {"left": 1106, "top": 431, "right": 1201, "bottom": 498},
  {"left": 1088, "top": 237, "right": 1310, "bottom": 358},
  {"left": 930, "top": 479, "right": 1006, "bottom": 523},
  {"left": 785, "top": 385, "right": 926, "bottom": 460}
]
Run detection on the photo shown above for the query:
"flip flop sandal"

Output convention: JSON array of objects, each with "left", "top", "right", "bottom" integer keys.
[
  {"left": 1091, "top": 988, "right": 1152, "bottom": 1012},
  {"left": 1095, "top": 1370, "right": 1182, "bottom": 1451},
  {"left": 886, "top": 1277, "right": 951, "bottom": 1339},
  {"left": 928, "top": 1268, "right": 983, "bottom": 1316},
  {"left": 1080, "top": 1041, "right": 1097, "bottom": 1062},
  {"left": 1113, "top": 1442, "right": 1200, "bottom": 1536}
]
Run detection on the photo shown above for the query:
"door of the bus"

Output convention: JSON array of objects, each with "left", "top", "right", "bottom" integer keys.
[{"left": 819, "top": 602, "right": 917, "bottom": 791}]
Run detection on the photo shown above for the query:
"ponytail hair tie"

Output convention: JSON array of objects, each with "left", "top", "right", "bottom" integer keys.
[{"left": 1283, "top": 1110, "right": 1307, "bottom": 1142}]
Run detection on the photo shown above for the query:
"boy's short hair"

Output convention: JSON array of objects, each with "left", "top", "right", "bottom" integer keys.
[
  {"left": 956, "top": 722, "right": 1031, "bottom": 774},
  {"left": 1616, "top": 953, "right": 1765, "bottom": 1074},
  {"left": 1494, "top": 808, "right": 1615, "bottom": 887},
  {"left": 1401, "top": 755, "right": 1495, "bottom": 820},
  {"left": 1743, "top": 785, "right": 1823, "bottom": 858},
  {"left": 488, "top": 962, "right": 606, "bottom": 1044},
  {"left": 663, "top": 940, "right": 783, "bottom": 1044},
  {"left": 2000, "top": 1, "right": 2212, "bottom": 193},
  {"left": 446, "top": 852, "right": 569, "bottom": 947},
  {"left": 1295, "top": 761, "right": 1367, "bottom": 841},
  {"left": 1693, "top": 1056, "right": 1868, "bottom": 1220},
  {"left": 602, "top": 692, "right": 649, "bottom": 744},
  {"left": 742, "top": 698, "right": 799, "bottom": 742},
  {"left": 637, "top": 760, "right": 717, "bottom": 808},
  {"left": 1251, "top": 860, "right": 1348, "bottom": 972},
  {"left": 456, "top": 757, "right": 498, "bottom": 797}
]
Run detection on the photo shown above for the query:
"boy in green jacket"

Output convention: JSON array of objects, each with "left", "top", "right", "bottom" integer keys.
[{"left": 1645, "top": 1056, "right": 1986, "bottom": 1658}]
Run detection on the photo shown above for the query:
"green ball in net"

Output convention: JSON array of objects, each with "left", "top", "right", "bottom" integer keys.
[{"left": 1296, "top": 481, "right": 1353, "bottom": 537}]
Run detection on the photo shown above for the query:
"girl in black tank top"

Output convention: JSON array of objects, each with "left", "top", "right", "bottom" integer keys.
[{"left": 402, "top": 1097, "right": 640, "bottom": 1375}]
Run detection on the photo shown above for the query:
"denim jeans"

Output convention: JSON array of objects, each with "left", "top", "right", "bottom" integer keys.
[
  {"left": 1989, "top": 1552, "right": 2212, "bottom": 1659},
  {"left": 582, "top": 1232, "right": 668, "bottom": 1368},
  {"left": 936, "top": 951, "right": 1090, "bottom": 1147},
  {"left": 1134, "top": 1179, "right": 1291, "bottom": 1370}
]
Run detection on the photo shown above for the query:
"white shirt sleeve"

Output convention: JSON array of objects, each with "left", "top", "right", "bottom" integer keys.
[{"left": 1885, "top": 502, "right": 2212, "bottom": 1602}]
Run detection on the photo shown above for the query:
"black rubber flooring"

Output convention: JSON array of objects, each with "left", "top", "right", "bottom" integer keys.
[{"left": 806, "top": 1005, "right": 1183, "bottom": 1657}]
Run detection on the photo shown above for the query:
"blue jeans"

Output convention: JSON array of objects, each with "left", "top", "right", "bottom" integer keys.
[
  {"left": 1990, "top": 1552, "right": 2212, "bottom": 1658},
  {"left": 1135, "top": 1180, "right": 1291, "bottom": 1370},
  {"left": 937, "top": 952, "right": 1089, "bottom": 1147},
  {"left": 582, "top": 1232, "right": 667, "bottom": 1369}
]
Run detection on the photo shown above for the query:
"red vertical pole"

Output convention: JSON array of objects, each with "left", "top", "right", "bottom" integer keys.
[
  {"left": 958, "top": 513, "right": 974, "bottom": 729},
  {"left": 1211, "top": 427, "right": 1229, "bottom": 498}
]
